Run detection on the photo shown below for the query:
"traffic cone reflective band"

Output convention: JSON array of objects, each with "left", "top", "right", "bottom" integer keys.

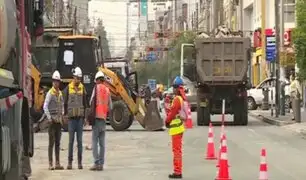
[
  {"left": 215, "top": 134, "right": 231, "bottom": 180},
  {"left": 259, "top": 148, "right": 268, "bottom": 180},
  {"left": 206, "top": 123, "right": 217, "bottom": 160},
  {"left": 185, "top": 102, "right": 193, "bottom": 128}
]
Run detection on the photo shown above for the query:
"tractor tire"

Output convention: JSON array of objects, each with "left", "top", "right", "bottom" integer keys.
[
  {"left": 110, "top": 100, "right": 133, "bottom": 131},
  {"left": 233, "top": 97, "right": 248, "bottom": 126}
]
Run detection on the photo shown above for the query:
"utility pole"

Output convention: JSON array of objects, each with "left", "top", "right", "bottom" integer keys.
[
  {"left": 59, "top": 0, "right": 64, "bottom": 25},
  {"left": 240, "top": 0, "right": 243, "bottom": 30},
  {"left": 261, "top": 0, "right": 266, "bottom": 83},
  {"left": 126, "top": 2, "right": 130, "bottom": 50},
  {"left": 280, "top": 0, "right": 285, "bottom": 78},
  {"left": 68, "top": 0, "right": 72, "bottom": 25},
  {"left": 275, "top": 0, "right": 281, "bottom": 117},
  {"left": 196, "top": 2, "right": 199, "bottom": 32},
  {"left": 279, "top": 0, "right": 286, "bottom": 115},
  {"left": 211, "top": 0, "right": 217, "bottom": 30},
  {"left": 73, "top": 7, "right": 77, "bottom": 34}
]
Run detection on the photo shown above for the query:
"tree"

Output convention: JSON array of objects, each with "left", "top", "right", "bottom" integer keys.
[
  {"left": 293, "top": 0, "right": 306, "bottom": 79},
  {"left": 135, "top": 31, "right": 196, "bottom": 86},
  {"left": 95, "top": 19, "right": 111, "bottom": 58}
]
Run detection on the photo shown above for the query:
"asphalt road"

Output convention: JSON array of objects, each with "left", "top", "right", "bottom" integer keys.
[{"left": 30, "top": 112, "right": 306, "bottom": 180}]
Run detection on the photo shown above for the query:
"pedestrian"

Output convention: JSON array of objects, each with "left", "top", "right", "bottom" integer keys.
[
  {"left": 165, "top": 76, "right": 186, "bottom": 179},
  {"left": 63, "top": 67, "right": 87, "bottom": 170},
  {"left": 289, "top": 73, "right": 302, "bottom": 120},
  {"left": 89, "top": 71, "right": 112, "bottom": 171},
  {"left": 43, "top": 70, "right": 64, "bottom": 170}
]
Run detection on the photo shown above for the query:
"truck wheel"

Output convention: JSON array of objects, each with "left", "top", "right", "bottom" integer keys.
[
  {"left": 234, "top": 98, "right": 248, "bottom": 125},
  {"left": 110, "top": 100, "right": 133, "bottom": 131},
  {"left": 197, "top": 107, "right": 210, "bottom": 126}
]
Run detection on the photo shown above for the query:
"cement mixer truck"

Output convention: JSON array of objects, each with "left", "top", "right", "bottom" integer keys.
[{"left": 0, "top": 0, "right": 34, "bottom": 179}]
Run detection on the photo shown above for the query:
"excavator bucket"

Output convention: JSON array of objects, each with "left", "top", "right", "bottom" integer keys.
[
  {"left": 143, "top": 100, "right": 164, "bottom": 131},
  {"left": 134, "top": 97, "right": 146, "bottom": 128}
]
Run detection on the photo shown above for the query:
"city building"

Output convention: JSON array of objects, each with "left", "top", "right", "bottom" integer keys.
[
  {"left": 242, "top": 0, "right": 296, "bottom": 85},
  {"left": 71, "top": 0, "right": 90, "bottom": 33}
]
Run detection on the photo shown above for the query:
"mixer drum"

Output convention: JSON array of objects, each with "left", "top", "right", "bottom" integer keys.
[{"left": 0, "top": 0, "right": 17, "bottom": 67}]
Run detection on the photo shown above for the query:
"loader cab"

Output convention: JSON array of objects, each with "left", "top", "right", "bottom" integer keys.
[{"left": 56, "top": 35, "right": 101, "bottom": 94}]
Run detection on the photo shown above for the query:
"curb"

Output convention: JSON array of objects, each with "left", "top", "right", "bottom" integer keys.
[{"left": 249, "top": 112, "right": 295, "bottom": 126}]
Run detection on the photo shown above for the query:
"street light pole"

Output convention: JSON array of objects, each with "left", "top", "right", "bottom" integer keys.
[{"left": 180, "top": 43, "right": 194, "bottom": 77}]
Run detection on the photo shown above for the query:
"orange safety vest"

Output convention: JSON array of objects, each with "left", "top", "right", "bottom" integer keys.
[{"left": 95, "top": 84, "right": 110, "bottom": 120}]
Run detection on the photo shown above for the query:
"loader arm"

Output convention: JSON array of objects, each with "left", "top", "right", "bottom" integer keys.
[{"left": 99, "top": 67, "right": 143, "bottom": 114}]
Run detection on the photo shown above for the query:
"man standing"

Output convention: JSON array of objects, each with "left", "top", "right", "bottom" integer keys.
[
  {"left": 165, "top": 76, "right": 186, "bottom": 179},
  {"left": 43, "top": 70, "right": 64, "bottom": 170},
  {"left": 290, "top": 73, "right": 302, "bottom": 120},
  {"left": 89, "top": 71, "right": 112, "bottom": 171},
  {"left": 63, "top": 67, "right": 87, "bottom": 170}
]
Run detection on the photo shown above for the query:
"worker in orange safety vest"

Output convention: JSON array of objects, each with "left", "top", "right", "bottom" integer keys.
[
  {"left": 165, "top": 76, "right": 186, "bottom": 179},
  {"left": 89, "top": 71, "right": 112, "bottom": 171}
]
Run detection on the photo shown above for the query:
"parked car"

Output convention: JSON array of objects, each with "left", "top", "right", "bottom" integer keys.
[{"left": 247, "top": 77, "right": 291, "bottom": 110}]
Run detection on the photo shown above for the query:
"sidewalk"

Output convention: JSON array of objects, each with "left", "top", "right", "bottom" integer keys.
[
  {"left": 249, "top": 109, "right": 306, "bottom": 138},
  {"left": 249, "top": 109, "right": 296, "bottom": 126}
]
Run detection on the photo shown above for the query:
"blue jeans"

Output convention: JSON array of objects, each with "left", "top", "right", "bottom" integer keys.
[
  {"left": 92, "top": 119, "right": 106, "bottom": 165},
  {"left": 68, "top": 118, "right": 83, "bottom": 163}
]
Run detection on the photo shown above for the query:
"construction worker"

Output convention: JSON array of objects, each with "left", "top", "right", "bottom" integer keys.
[
  {"left": 165, "top": 76, "right": 186, "bottom": 179},
  {"left": 43, "top": 70, "right": 64, "bottom": 170},
  {"left": 89, "top": 71, "right": 112, "bottom": 171},
  {"left": 63, "top": 67, "right": 87, "bottom": 170}
]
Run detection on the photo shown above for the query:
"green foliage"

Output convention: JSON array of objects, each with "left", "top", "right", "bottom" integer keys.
[
  {"left": 168, "top": 31, "right": 197, "bottom": 61},
  {"left": 95, "top": 19, "right": 111, "bottom": 58},
  {"left": 293, "top": 0, "right": 306, "bottom": 79},
  {"left": 136, "top": 60, "right": 180, "bottom": 86},
  {"left": 136, "top": 31, "right": 196, "bottom": 86}
]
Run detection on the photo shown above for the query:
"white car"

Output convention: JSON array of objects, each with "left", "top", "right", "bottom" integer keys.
[{"left": 247, "top": 77, "right": 291, "bottom": 110}]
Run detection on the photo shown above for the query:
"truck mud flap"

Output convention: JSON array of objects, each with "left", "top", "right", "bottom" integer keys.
[{"left": 143, "top": 100, "right": 164, "bottom": 131}]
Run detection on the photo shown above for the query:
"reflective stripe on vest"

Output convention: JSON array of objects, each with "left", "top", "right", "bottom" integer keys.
[
  {"left": 48, "top": 87, "right": 63, "bottom": 123},
  {"left": 169, "top": 95, "right": 185, "bottom": 136},
  {"left": 95, "top": 84, "right": 110, "bottom": 120},
  {"left": 67, "top": 82, "right": 84, "bottom": 118}
]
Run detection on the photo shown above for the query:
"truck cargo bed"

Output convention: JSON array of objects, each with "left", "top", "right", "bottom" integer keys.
[{"left": 195, "top": 38, "right": 251, "bottom": 84}]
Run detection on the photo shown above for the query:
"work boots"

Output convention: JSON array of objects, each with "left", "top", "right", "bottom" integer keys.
[
  {"left": 66, "top": 162, "right": 73, "bottom": 170},
  {"left": 168, "top": 173, "right": 182, "bottom": 179},
  {"left": 78, "top": 160, "right": 83, "bottom": 169},
  {"left": 54, "top": 162, "right": 64, "bottom": 170},
  {"left": 66, "top": 161, "right": 83, "bottom": 170},
  {"left": 48, "top": 162, "right": 54, "bottom": 170},
  {"left": 89, "top": 164, "right": 103, "bottom": 171}
]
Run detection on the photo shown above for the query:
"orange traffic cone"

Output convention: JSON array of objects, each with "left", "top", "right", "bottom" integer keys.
[
  {"left": 215, "top": 134, "right": 231, "bottom": 180},
  {"left": 217, "top": 124, "right": 226, "bottom": 167},
  {"left": 206, "top": 122, "right": 217, "bottom": 160},
  {"left": 259, "top": 148, "right": 268, "bottom": 180},
  {"left": 185, "top": 102, "right": 193, "bottom": 129}
]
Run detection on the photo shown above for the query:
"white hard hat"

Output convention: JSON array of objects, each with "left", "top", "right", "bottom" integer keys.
[
  {"left": 52, "top": 70, "right": 61, "bottom": 81},
  {"left": 72, "top": 67, "right": 82, "bottom": 77},
  {"left": 95, "top": 71, "right": 105, "bottom": 81}
]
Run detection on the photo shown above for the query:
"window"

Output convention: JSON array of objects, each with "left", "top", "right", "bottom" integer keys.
[
  {"left": 259, "top": 79, "right": 274, "bottom": 88},
  {"left": 283, "top": 0, "right": 295, "bottom": 23}
]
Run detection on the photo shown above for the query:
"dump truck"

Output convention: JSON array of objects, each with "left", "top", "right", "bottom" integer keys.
[
  {"left": 183, "top": 27, "right": 252, "bottom": 126},
  {"left": 1, "top": 0, "right": 34, "bottom": 179}
]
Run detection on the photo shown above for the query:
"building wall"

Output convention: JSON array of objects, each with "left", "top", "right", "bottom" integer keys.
[{"left": 72, "top": 0, "right": 89, "bottom": 32}]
